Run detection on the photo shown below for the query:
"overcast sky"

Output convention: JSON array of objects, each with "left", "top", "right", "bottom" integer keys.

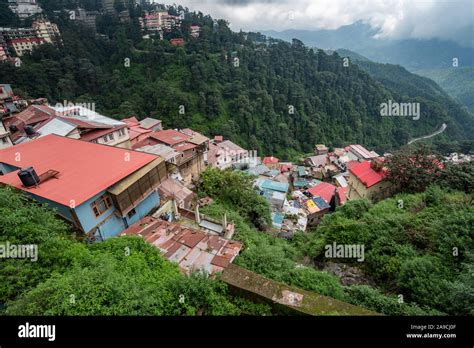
[{"left": 159, "top": 0, "right": 473, "bottom": 45}]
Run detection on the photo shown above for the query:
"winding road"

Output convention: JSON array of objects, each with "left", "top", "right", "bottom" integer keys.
[{"left": 407, "top": 123, "right": 447, "bottom": 145}]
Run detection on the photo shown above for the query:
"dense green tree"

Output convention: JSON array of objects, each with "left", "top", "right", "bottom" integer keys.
[{"left": 386, "top": 145, "right": 444, "bottom": 193}]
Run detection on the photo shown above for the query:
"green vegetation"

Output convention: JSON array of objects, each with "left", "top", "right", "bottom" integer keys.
[
  {"left": 0, "top": 187, "right": 271, "bottom": 315},
  {"left": 385, "top": 145, "right": 474, "bottom": 193},
  {"left": 1, "top": 162, "right": 472, "bottom": 316},
  {"left": 198, "top": 168, "right": 271, "bottom": 229},
  {"left": 198, "top": 169, "right": 458, "bottom": 315},
  {"left": 0, "top": 4, "right": 472, "bottom": 160},
  {"left": 415, "top": 67, "right": 474, "bottom": 112},
  {"left": 298, "top": 187, "right": 474, "bottom": 315}
]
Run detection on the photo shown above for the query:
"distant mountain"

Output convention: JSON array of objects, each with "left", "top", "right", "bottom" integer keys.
[
  {"left": 1, "top": 9, "right": 473, "bottom": 158},
  {"left": 263, "top": 22, "right": 474, "bottom": 111},
  {"left": 333, "top": 49, "right": 370, "bottom": 62},
  {"left": 414, "top": 67, "right": 474, "bottom": 112},
  {"left": 262, "top": 22, "right": 474, "bottom": 71},
  {"left": 351, "top": 58, "right": 473, "bottom": 138}
]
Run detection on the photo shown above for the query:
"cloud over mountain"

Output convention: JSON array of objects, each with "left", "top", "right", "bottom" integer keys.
[{"left": 160, "top": 0, "right": 473, "bottom": 46}]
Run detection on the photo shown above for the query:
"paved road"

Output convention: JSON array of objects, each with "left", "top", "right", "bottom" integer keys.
[{"left": 408, "top": 123, "right": 447, "bottom": 145}]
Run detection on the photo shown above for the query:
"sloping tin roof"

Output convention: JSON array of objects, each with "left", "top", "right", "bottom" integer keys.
[
  {"left": 108, "top": 157, "right": 164, "bottom": 195},
  {"left": 0, "top": 135, "right": 158, "bottom": 206},
  {"left": 261, "top": 179, "right": 289, "bottom": 193}
]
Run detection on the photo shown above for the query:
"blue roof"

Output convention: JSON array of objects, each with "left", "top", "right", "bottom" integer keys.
[
  {"left": 272, "top": 212, "right": 284, "bottom": 228},
  {"left": 293, "top": 178, "right": 311, "bottom": 187},
  {"left": 312, "top": 196, "right": 330, "bottom": 210},
  {"left": 261, "top": 180, "right": 289, "bottom": 193},
  {"left": 246, "top": 164, "right": 270, "bottom": 176},
  {"left": 264, "top": 169, "right": 280, "bottom": 177},
  {"left": 291, "top": 200, "right": 302, "bottom": 208},
  {"left": 298, "top": 166, "right": 306, "bottom": 176}
]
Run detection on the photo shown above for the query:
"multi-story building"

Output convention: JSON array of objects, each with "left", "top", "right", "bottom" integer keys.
[
  {"left": 133, "top": 128, "right": 208, "bottom": 186},
  {"left": 32, "top": 19, "right": 61, "bottom": 45},
  {"left": 102, "top": 0, "right": 128, "bottom": 15},
  {"left": 0, "top": 135, "right": 167, "bottom": 239},
  {"left": 9, "top": 37, "right": 45, "bottom": 56},
  {"left": 0, "top": 34, "right": 10, "bottom": 61},
  {"left": 190, "top": 25, "right": 200, "bottom": 38},
  {"left": 140, "top": 11, "right": 180, "bottom": 34},
  {"left": 0, "top": 27, "right": 37, "bottom": 40},
  {"left": 0, "top": 84, "right": 18, "bottom": 115},
  {"left": 161, "top": 13, "right": 179, "bottom": 31},
  {"left": 346, "top": 159, "right": 392, "bottom": 202},
  {"left": 207, "top": 138, "right": 248, "bottom": 170},
  {"left": 4, "top": 104, "right": 131, "bottom": 148},
  {"left": 0, "top": 117, "right": 13, "bottom": 149},
  {"left": 74, "top": 8, "right": 99, "bottom": 31},
  {"left": 1, "top": 22, "right": 61, "bottom": 57},
  {"left": 8, "top": 0, "right": 42, "bottom": 18}
]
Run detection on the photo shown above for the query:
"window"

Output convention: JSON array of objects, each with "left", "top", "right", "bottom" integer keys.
[
  {"left": 118, "top": 128, "right": 125, "bottom": 137},
  {"left": 127, "top": 209, "right": 136, "bottom": 219},
  {"left": 91, "top": 195, "right": 113, "bottom": 218},
  {"left": 108, "top": 133, "right": 114, "bottom": 141}
]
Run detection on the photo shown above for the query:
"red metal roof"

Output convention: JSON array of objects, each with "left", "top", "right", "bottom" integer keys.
[
  {"left": 123, "top": 116, "right": 139, "bottom": 126},
  {"left": 280, "top": 164, "right": 293, "bottom": 172},
  {"left": 128, "top": 126, "right": 152, "bottom": 141},
  {"left": 120, "top": 218, "right": 242, "bottom": 274},
  {"left": 57, "top": 116, "right": 112, "bottom": 130},
  {"left": 346, "top": 160, "right": 359, "bottom": 169},
  {"left": 307, "top": 182, "right": 337, "bottom": 203},
  {"left": 11, "top": 37, "right": 45, "bottom": 44},
  {"left": 9, "top": 104, "right": 56, "bottom": 125},
  {"left": 349, "top": 160, "right": 384, "bottom": 188},
  {"left": 172, "top": 141, "right": 196, "bottom": 152},
  {"left": 263, "top": 156, "right": 279, "bottom": 164},
  {"left": 349, "top": 144, "right": 378, "bottom": 159},
  {"left": 170, "top": 38, "right": 185, "bottom": 46},
  {"left": 79, "top": 124, "right": 127, "bottom": 142},
  {"left": 337, "top": 187, "right": 347, "bottom": 205},
  {"left": 151, "top": 129, "right": 190, "bottom": 146},
  {"left": 0, "top": 135, "right": 158, "bottom": 206}
]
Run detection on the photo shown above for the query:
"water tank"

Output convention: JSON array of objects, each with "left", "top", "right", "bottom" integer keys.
[
  {"left": 9, "top": 124, "right": 18, "bottom": 133},
  {"left": 24, "top": 125, "right": 35, "bottom": 136},
  {"left": 18, "top": 167, "right": 40, "bottom": 187}
]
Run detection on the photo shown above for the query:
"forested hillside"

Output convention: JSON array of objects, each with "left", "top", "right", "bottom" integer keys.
[
  {"left": 415, "top": 67, "right": 474, "bottom": 112},
  {"left": 0, "top": 3, "right": 472, "bottom": 158}
]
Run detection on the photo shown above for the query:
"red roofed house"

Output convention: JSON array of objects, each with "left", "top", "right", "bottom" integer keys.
[
  {"left": 4, "top": 104, "right": 132, "bottom": 148},
  {"left": 0, "top": 135, "right": 168, "bottom": 240},
  {"left": 263, "top": 156, "right": 279, "bottom": 169},
  {"left": 170, "top": 38, "right": 185, "bottom": 46},
  {"left": 307, "top": 181, "right": 338, "bottom": 205},
  {"left": 121, "top": 217, "right": 242, "bottom": 275},
  {"left": 347, "top": 159, "right": 392, "bottom": 202},
  {"left": 135, "top": 128, "right": 208, "bottom": 186},
  {"left": 10, "top": 37, "right": 45, "bottom": 56}
]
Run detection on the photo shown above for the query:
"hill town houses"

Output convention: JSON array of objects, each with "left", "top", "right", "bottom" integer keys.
[{"left": 2, "top": 86, "right": 448, "bottom": 272}]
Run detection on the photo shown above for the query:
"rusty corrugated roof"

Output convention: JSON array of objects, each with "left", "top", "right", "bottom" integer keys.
[{"left": 121, "top": 218, "right": 242, "bottom": 275}]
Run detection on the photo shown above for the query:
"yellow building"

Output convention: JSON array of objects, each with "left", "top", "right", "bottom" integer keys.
[{"left": 347, "top": 160, "right": 393, "bottom": 202}]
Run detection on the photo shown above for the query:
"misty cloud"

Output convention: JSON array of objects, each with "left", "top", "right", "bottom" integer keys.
[{"left": 159, "top": 0, "right": 473, "bottom": 46}]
